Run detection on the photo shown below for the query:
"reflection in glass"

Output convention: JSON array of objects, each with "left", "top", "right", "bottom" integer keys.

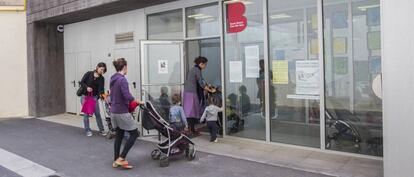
[
  {"left": 268, "top": 0, "right": 320, "bottom": 148},
  {"left": 147, "top": 10, "right": 183, "bottom": 40},
  {"left": 323, "top": 0, "right": 382, "bottom": 156},
  {"left": 186, "top": 3, "right": 220, "bottom": 38},
  {"left": 223, "top": 0, "right": 265, "bottom": 140}
]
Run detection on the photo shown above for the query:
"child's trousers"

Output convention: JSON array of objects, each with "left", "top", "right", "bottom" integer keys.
[{"left": 207, "top": 121, "right": 218, "bottom": 141}]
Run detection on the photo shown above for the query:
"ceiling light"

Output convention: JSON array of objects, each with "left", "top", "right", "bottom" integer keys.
[
  {"left": 270, "top": 13, "right": 291, "bottom": 19},
  {"left": 358, "top": 4, "right": 380, "bottom": 11},
  {"left": 188, "top": 14, "right": 205, "bottom": 18},
  {"left": 194, "top": 15, "right": 213, "bottom": 20}
]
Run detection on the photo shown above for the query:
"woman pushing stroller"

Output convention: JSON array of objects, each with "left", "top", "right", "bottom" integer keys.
[{"left": 110, "top": 58, "right": 143, "bottom": 169}]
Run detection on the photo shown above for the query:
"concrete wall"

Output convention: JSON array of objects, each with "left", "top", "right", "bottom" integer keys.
[
  {"left": 0, "top": 11, "right": 28, "bottom": 118},
  {"left": 27, "top": 23, "right": 66, "bottom": 117},
  {"left": 382, "top": 0, "right": 414, "bottom": 176}
]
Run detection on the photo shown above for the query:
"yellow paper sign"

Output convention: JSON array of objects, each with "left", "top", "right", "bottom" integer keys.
[
  {"left": 310, "top": 38, "right": 319, "bottom": 55},
  {"left": 333, "top": 37, "right": 347, "bottom": 55},
  {"left": 272, "top": 61, "right": 289, "bottom": 84},
  {"left": 311, "top": 14, "right": 318, "bottom": 30}
]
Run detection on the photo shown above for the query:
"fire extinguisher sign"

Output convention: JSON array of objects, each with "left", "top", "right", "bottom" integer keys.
[{"left": 227, "top": 2, "right": 247, "bottom": 33}]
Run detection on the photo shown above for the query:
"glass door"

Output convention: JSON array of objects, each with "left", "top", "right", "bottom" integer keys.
[{"left": 140, "top": 41, "right": 184, "bottom": 136}]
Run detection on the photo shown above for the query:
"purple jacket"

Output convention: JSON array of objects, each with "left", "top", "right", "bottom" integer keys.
[{"left": 110, "top": 73, "right": 134, "bottom": 114}]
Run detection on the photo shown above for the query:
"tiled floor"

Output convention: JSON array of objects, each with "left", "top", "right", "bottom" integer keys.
[{"left": 38, "top": 114, "right": 383, "bottom": 177}]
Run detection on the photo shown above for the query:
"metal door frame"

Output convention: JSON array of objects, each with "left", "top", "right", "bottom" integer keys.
[{"left": 139, "top": 40, "right": 185, "bottom": 136}]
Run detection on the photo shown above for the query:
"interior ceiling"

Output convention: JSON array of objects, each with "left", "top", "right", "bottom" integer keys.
[{"left": 38, "top": 0, "right": 178, "bottom": 24}]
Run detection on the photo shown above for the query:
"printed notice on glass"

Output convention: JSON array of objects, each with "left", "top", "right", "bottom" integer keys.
[
  {"left": 245, "top": 45, "right": 260, "bottom": 78},
  {"left": 272, "top": 61, "right": 289, "bottom": 84},
  {"left": 158, "top": 60, "right": 168, "bottom": 74},
  {"left": 229, "top": 61, "right": 243, "bottom": 83},
  {"left": 296, "top": 60, "right": 319, "bottom": 95}
]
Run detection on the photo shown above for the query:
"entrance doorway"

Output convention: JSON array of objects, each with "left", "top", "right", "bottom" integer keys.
[
  {"left": 186, "top": 38, "right": 222, "bottom": 133},
  {"left": 139, "top": 40, "right": 185, "bottom": 136}
]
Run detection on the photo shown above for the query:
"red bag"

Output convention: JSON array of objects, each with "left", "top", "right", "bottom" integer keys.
[
  {"left": 81, "top": 93, "right": 96, "bottom": 115},
  {"left": 129, "top": 101, "right": 139, "bottom": 113}
]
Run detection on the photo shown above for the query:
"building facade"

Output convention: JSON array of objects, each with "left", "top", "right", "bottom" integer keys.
[{"left": 26, "top": 0, "right": 414, "bottom": 176}]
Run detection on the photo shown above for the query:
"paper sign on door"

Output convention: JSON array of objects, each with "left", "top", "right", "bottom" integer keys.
[{"left": 158, "top": 60, "right": 168, "bottom": 74}]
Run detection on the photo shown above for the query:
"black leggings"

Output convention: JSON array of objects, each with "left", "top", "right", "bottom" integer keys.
[
  {"left": 114, "top": 128, "right": 138, "bottom": 161},
  {"left": 187, "top": 118, "right": 199, "bottom": 133}
]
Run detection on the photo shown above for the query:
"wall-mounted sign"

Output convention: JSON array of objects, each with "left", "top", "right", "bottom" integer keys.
[
  {"left": 227, "top": 2, "right": 247, "bottom": 33},
  {"left": 0, "top": 0, "right": 25, "bottom": 11}
]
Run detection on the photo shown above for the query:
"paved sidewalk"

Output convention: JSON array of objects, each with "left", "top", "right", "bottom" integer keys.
[
  {"left": 38, "top": 114, "right": 383, "bottom": 177},
  {"left": 0, "top": 118, "right": 329, "bottom": 177},
  {"left": 0, "top": 166, "right": 21, "bottom": 177}
]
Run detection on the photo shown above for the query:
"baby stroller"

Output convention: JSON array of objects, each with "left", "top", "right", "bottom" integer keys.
[
  {"left": 325, "top": 108, "right": 362, "bottom": 151},
  {"left": 101, "top": 93, "right": 116, "bottom": 139},
  {"left": 101, "top": 92, "right": 139, "bottom": 139},
  {"left": 140, "top": 101, "right": 196, "bottom": 167}
]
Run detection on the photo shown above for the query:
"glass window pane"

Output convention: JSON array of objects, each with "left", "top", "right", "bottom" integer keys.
[
  {"left": 186, "top": 4, "right": 220, "bottom": 38},
  {"left": 223, "top": 0, "right": 265, "bottom": 141},
  {"left": 323, "top": 0, "right": 382, "bottom": 156},
  {"left": 268, "top": 0, "right": 320, "bottom": 148},
  {"left": 147, "top": 10, "right": 183, "bottom": 40},
  {"left": 187, "top": 38, "right": 221, "bottom": 85}
]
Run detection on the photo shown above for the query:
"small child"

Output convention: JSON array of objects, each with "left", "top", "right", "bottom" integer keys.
[
  {"left": 200, "top": 96, "right": 223, "bottom": 143},
  {"left": 169, "top": 94, "right": 188, "bottom": 132}
]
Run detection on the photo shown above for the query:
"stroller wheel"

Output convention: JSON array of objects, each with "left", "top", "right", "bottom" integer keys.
[
  {"left": 159, "top": 155, "right": 169, "bottom": 167},
  {"left": 106, "top": 132, "right": 115, "bottom": 139},
  {"left": 185, "top": 147, "right": 189, "bottom": 157},
  {"left": 325, "top": 141, "right": 331, "bottom": 149},
  {"left": 151, "top": 149, "right": 161, "bottom": 160},
  {"left": 186, "top": 146, "right": 196, "bottom": 161}
]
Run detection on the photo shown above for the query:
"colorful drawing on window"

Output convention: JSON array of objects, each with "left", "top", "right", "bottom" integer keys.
[
  {"left": 334, "top": 57, "right": 348, "bottom": 75},
  {"left": 333, "top": 37, "right": 347, "bottom": 55},
  {"left": 310, "top": 38, "right": 319, "bottom": 55},
  {"left": 311, "top": 14, "right": 318, "bottom": 30},
  {"left": 332, "top": 11, "right": 347, "bottom": 29},
  {"left": 367, "top": 7, "right": 380, "bottom": 26},
  {"left": 275, "top": 50, "right": 285, "bottom": 60},
  {"left": 367, "top": 31, "right": 381, "bottom": 50},
  {"left": 369, "top": 56, "right": 381, "bottom": 74}
]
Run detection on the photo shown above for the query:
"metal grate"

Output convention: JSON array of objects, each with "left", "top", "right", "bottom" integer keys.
[{"left": 115, "top": 32, "right": 134, "bottom": 43}]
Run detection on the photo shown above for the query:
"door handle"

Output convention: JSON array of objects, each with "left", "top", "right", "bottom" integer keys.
[
  {"left": 132, "top": 82, "right": 136, "bottom": 89},
  {"left": 71, "top": 80, "right": 76, "bottom": 87}
]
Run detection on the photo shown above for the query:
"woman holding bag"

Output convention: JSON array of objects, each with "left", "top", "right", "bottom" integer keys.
[
  {"left": 80, "top": 62, "right": 107, "bottom": 137},
  {"left": 110, "top": 58, "right": 141, "bottom": 169}
]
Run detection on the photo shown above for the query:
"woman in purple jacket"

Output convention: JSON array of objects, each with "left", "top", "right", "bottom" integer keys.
[{"left": 110, "top": 58, "right": 141, "bottom": 169}]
